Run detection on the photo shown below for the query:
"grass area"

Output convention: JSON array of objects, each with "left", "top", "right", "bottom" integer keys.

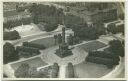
[
  {"left": 11, "top": 57, "right": 48, "bottom": 71},
  {"left": 74, "top": 61, "right": 113, "bottom": 78},
  {"left": 80, "top": 41, "right": 107, "bottom": 52},
  {"left": 30, "top": 36, "right": 55, "bottom": 48}
]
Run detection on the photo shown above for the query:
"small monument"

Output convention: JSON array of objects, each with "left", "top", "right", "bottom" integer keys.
[{"left": 55, "top": 26, "right": 73, "bottom": 58}]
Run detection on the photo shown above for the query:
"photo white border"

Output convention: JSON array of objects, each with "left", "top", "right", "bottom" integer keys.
[{"left": 0, "top": 0, "right": 127, "bottom": 80}]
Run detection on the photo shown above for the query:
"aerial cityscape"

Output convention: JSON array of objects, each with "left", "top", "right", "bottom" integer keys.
[{"left": 3, "top": 2, "right": 124, "bottom": 78}]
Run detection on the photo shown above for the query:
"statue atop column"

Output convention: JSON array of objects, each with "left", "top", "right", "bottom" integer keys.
[
  {"left": 62, "top": 27, "right": 65, "bottom": 44},
  {"left": 55, "top": 26, "right": 73, "bottom": 58}
]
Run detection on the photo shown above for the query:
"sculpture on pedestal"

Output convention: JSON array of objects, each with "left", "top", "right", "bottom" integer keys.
[{"left": 55, "top": 26, "right": 73, "bottom": 58}]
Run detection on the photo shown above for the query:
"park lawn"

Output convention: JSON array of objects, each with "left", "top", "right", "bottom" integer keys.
[
  {"left": 74, "top": 61, "right": 114, "bottom": 78},
  {"left": 30, "top": 36, "right": 55, "bottom": 48},
  {"left": 80, "top": 40, "right": 107, "bottom": 52},
  {"left": 11, "top": 57, "right": 48, "bottom": 71},
  {"left": 11, "top": 24, "right": 42, "bottom": 37}
]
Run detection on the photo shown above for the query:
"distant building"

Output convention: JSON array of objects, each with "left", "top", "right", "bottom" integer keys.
[
  {"left": 3, "top": 3, "right": 31, "bottom": 23},
  {"left": 70, "top": 8, "right": 118, "bottom": 26},
  {"left": 85, "top": 8, "right": 118, "bottom": 24},
  {"left": 4, "top": 12, "right": 31, "bottom": 23}
]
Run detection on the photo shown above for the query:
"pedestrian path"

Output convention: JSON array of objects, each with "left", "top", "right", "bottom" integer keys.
[{"left": 59, "top": 65, "right": 66, "bottom": 78}]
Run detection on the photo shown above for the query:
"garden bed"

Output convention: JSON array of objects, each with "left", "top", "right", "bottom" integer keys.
[{"left": 11, "top": 57, "right": 48, "bottom": 71}]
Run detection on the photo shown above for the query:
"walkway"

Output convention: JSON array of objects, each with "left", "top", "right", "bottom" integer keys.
[{"left": 59, "top": 65, "right": 66, "bottom": 78}]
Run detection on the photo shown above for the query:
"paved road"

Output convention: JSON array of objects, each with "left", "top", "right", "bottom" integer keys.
[{"left": 59, "top": 65, "right": 66, "bottom": 78}]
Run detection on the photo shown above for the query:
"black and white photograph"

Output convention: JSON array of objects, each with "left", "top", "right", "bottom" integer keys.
[{"left": 2, "top": 1, "right": 125, "bottom": 79}]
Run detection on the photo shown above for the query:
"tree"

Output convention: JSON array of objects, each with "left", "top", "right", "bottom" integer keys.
[
  {"left": 57, "top": 34, "right": 62, "bottom": 44},
  {"left": 108, "top": 40, "right": 124, "bottom": 57},
  {"left": 93, "top": 22, "right": 106, "bottom": 35},
  {"left": 3, "top": 42, "right": 19, "bottom": 64},
  {"left": 74, "top": 26, "right": 99, "bottom": 40},
  {"left": 50, "top": 63, "right": 59, "bottom": 78},
  {"left": 54, "top": 35, "right": 58, "bottom": 45},
  {"left": 29, "top": 3, "right": 40, "bottom": 24},
  {"left": 66, "top": 62, "right": 74, "bottom": 78},
  {"left": 44, "top": 22, "right": 58, "bottom": 32},
  {"left": 28, "top": 67, "right": 38, "bottom": 78},
  {"left": 67, "top": 34, "right": 74, "bottom": 45},
  {"left": 14, "top": 63, "right": 30, "bottom": 78},
  {"left": 16, "top": 46, "right": 40, "bottom": 55},
  {"left": 64, "top": 14, "right": 84, "bottom": 28},
  {"left": 29, "top": 4, "right": 64, "bottom": 25},
  {"left": 119, "top": 13, "right": 124, "bottom": 20},
  {"left": 107, "top": 23, "right": 117, "bottom": 34},
  {"left": 73, "top": 36, "right": 80, "bottom": 44},
  {"left": 88, "top": 51, "right": 120, "bottom": 64},
  {"left": 86, "top": 56, "right": 114, "bottom": 68},
  {"left": 116, "top": 24, "right": 124, "bottom": 35}
]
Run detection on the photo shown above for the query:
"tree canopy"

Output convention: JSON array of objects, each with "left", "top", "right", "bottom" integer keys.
[
  {"left": 3, "top": 42, "right": 19, "bottom": 64},
  {"left": 15, "top": 63, "right": 30, "bottom": 78},
  {"left": 108, "top": 40, "right": 124, "bottom": 57}
]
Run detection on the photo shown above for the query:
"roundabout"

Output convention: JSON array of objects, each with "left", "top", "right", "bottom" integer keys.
[
  {"left": 41, "top": 45, "right": 87, "bottom": 66},
  {"left": 3, "top": 28, "right": 124, "bottom": 78}
]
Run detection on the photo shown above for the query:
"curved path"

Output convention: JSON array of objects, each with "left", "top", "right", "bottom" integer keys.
[
  {"left": 3, "top": 32, "right": 124, "bottom": 78},
  {"left": 41, "top": 46, "right": 87, "bottom": 65}
]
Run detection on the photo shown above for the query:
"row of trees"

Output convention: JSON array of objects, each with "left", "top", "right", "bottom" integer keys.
[
  {"left": 88, "top": 51, "right": 120, "bottom": 62},
  {"left": 44, "top": 22, "right": 58, "bottom": 32},
  {"left": 4, "top": 16, "right": 32, "bottom": 29},
  {"left": 107, "top": 23, "right": 124, "bottom": 35},
  {"left": 4, "top": 30, "right": 21, "bottom": 40},
  {"left": 29, "top": 3, "right": 64, "bottom": 25},
  {"left": 86, "top": 50, "right": 120, "bottom": 67},
  {"left": 3, "top": 42, "right": 19, "bottom": 64},
  {"left": 67, "top": 34, "right": 80, "bottom": 45},
  {"left": 86, "top": 56, "right": 116, "bottom": 68},
  {"left": 63, "top": 13, "right": 106, "bottom": 41},
  {"left": 66, "top": 62, "right": 75, "bottom": 78},
  {"left": 54, "top": 33, "right": 80, "bottom": 46},
  {"left": 85, "top": 39, "right": 124, "bottom": 68},
  {"left": 16, "top": 46, "right": 40, "bottom": 54},
  {"left": 50, "top": 63, "right": 59, "bottom": 78},
  {"left": 3, "top": 41, "right": 46, "bottom": 64},
  {"left": 28, "top": 3, "right": 108, "bottom": 35},
  {"left": 54, "top": 34, "right": 62, "bottom": 45},
  {"left": 72, "top": 24, "right": 106, "bottom": 40},
  {"left": 14, "top": 63, "right": 59, "bottom": 78},
  {"left": 16, "top": 46, "right": 40, "bottom": 57},
  {"left": 108, "top": 39, "right": 124, "bottom": 57}
]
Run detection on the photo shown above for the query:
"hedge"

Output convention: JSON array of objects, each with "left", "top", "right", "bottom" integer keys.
[
  {"left": 23, "top": 42, "right": 46, "bottom": 50},
  {"left": 16, "top": 46, "right": 40, "bottom": 54},
  {"left": 18, "top": 51, "right": 34, "bottom": 58},
  {"left": 3, "top": 42, "right": 19, "bottom": 64},
  {"left": 88, "top": 51, "right": 120, "bottom": 62},
  {"left": 4, "top": 30, "right": 21, "bottom": 40},
  {"left": 86, "top": 56, "right": 118, "bottom": 68},
  {"left": 50, "top": 63, "right": 59, "bottom": 78},
  {"left": 66, "top": 63, "right": 75, "bottom": 78}
]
